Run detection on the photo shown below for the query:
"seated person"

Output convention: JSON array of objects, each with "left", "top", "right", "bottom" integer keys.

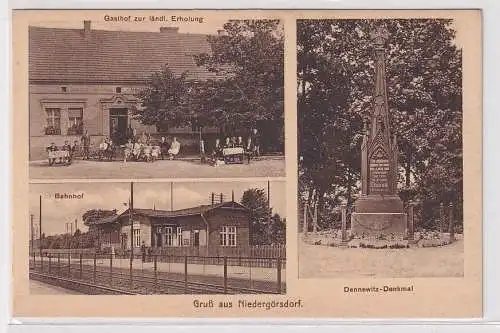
[
  {"left": 99, "top": 137, "right": 109, "bottom": 151},
  {"left": 46, "top": 142, "right": 58, "bottom": 152},
  {"left": 168, "top": 137, "right": 181, "bottom": 159},
  {"left": 160, "top": 137, "right": 169, "bottom": 160},
  {"left": 236, "top": 136, "right": 244, "bottom": 148},
  {"left": 61, "top": 140, "right": 71, "bottom": 152},
  {"left": 70, "top": 140, "right": 79, "bottom": 160},
  {"left": 224, "top": 137, "right": 232, "bottom": 148},
  {"left": 46, "top": 142, "right": 58, "bottom": 165},
  {"left": 123, "top": 139, "right": 134, "bottom": 162},
  {"left": 212, "top": 138, "right": 222, "bottom": 158},
  {"left": 132, "top": 142, "right": 142, "bottom": 160},
  {"left": 61, "top": 141, "right": 72, "bottom": 162}
]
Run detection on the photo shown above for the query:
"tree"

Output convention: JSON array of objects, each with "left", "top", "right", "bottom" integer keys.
[
  {"left": 195, "top": 20, "right": 284, "bottom": 138},
  {"left": 241, "top": 188, "right": 270, "bottom": 245},
  {"left": 135, "top": 20, "right": 285, "bottom": 152},
  {"left": 134, "top": 66, "right": 191, "bottom": 132},
  {"left": 82, "top": 209, "right": 117, "bottom": 226},
  {"left": 240, "top": 188, "right": 286, "bottom": 245},
  {"left": 298, "top": 19, "right": 463, "bottom": 229},
  {"left": 269, "top": 214, "right": 286, "bottom": 245}
]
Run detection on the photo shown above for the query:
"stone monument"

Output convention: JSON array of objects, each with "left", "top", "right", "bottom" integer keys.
[{"left": 351, "top": 25, "right": 407, "bottom": 237}]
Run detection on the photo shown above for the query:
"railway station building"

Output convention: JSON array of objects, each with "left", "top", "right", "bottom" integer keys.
[{"left": 86, "top": 201, "right": 251, "bottom": 256}]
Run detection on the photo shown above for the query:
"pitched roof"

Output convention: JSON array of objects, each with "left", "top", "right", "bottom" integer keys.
[
  {"left": 88, "top": 214, "right": 119, "bottom": 225},
  {"left": 29, "top": 26, "right": 216, "bottom": 84},
  {"left": 88, "top": 201, "right": 248, "bottom": 225}
]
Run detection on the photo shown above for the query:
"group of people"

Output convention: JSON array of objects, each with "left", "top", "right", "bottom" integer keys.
[
  {"left": 210, "top": 128, "right": 261, "bottom": 162},
  {"left": 122, "top": 136, "right": 181, "bottom": 162},
  {"left": 46, "top": 140, "right": 79, "bottom": 165},
  {"left": 212, "top": 129, "right": 261, "bottom": 156}
]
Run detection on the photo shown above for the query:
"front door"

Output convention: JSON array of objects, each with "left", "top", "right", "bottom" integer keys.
[{"left": 109, "top": 108, "right": 128, "bottom": 145}]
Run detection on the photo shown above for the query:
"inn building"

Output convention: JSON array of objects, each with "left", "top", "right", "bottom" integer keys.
[
  {"left": 29, "top": 20, "right": 217, "bottom": 160},
  {"left": 86, "top": 201, "right": 251, "bottom": 256}
]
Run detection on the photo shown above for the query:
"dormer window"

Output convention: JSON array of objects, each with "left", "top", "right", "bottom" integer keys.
[
  {"left": 115, "top": 87, "right": 122, "bottom": 93},
  {"left": 61, "top": 87, "right": 67, "bottom": 92}
]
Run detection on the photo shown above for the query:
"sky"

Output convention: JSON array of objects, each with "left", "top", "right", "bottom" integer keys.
[{"left": 29, "top": 181, "right": 286, "bottom": 237}]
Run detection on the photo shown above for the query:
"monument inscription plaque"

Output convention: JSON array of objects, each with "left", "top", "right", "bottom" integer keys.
[{"left": 369, "top": 149, "right": 390, "bottom": 194}]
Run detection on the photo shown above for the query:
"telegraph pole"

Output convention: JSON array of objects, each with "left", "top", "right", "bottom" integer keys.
[
  {"left": 130, "top": 182, "right": 134, "bottom": 263},
  {"left": 267, "top": 180, "right": 271, "bottom": 243},
  {"left": 170, "top": 181, "right": 173, "bottom": 212},
  {"left": 39, "top": 195, "right": 42, "bottom": 259},
  {"left": 30, "top": 214, "right": 34, "bottom": 259}
]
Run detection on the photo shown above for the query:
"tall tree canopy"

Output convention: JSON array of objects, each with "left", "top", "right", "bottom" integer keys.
[
  {"left": 241, "top": 188, "right": 286, "bottom": 245},
  {"left": 298, "top": 19, "right": 462, "bottom": 229},
  {"left": 134, "top": 20, "right": 284, "bottom": 151}
]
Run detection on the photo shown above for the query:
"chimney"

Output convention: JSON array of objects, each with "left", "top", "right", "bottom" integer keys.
[
  {"left": 211, "top": 193, "right": 215, "bottom": 206},
  {"left": 231, "top": 190, "right": 235, "bottom": 202},
  {"left": 220, "top": 193, "right": 223, "bottom": 203},
  {"left": 83, "top": 20, "right": 91, "bottom": 36},
  {"left": 160, "top": 27, "right": 179, "bottom": 33}
]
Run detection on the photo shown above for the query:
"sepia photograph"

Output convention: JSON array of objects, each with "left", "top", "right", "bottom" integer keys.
[
  {"left": 298, "top": 19, "right": 465, "bottom": 278},
  {"left": 29, "top": 180, "right": 286, "bottom": 295},
  {"left": 28, "top": 18, "right": 285, "bottom": 179}
]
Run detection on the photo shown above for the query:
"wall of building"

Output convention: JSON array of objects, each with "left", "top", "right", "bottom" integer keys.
[
  {"left": 207, "top": 208, "right": 250, "bottom": 256},
  {"left": 151, "top": 215, "right": 207, "bottom": 249},
  {"left": 118, "top": 214, "right": 152, "bottom": 252},
  {"left": 29, "top": 83, "right": 156, "bottom": 160}
]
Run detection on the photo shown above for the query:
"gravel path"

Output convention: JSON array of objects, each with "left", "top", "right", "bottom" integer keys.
[
  {"left": 299, "top": 237, "right": 464, "bottom": 278},
  {"left": 30, "top": 157, "right": 285, "bottom": 179}
]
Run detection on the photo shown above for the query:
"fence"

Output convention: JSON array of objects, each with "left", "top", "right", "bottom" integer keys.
[
  {"left": 40, "top": 245, "right": 286, "bottom": 262},
  {"left": 30, "top": 252, "right": 285, "bottom": 295}
]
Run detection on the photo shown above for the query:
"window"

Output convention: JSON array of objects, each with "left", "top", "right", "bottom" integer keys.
[
  {"left": 220, "top": 226, "right": 237, "bottom": 247},
  {"left": 133, "top": 228, "right": 141, "bottom": 247},
  {"left": 61, "top": 87, "right": 67, "bottom": 92},
  {"left": 176, "top": 227, "right": 182, "bottom": 247},
  {"left": 45, "top": 108, "right": 61, "bottom": 135},
  {"left": 115, "top": 87, "right": 122, "bottom": 93},
  {"left": 67, "top": 108, "right": 84, "bottom": 135},
  {"left": 165, "top": 227, "right": 173, "bottom": 247}
]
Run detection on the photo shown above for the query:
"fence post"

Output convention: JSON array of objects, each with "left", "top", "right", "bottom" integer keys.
[
  {"left": 223, "top": 256, "right": 228, "bottom": 294},
  {"left": 303, "top": 202, "right": 308, "bottom": 235},
  {"left": 408, "top": 202, "right": 415, "bottom": 243},
  {"left": 68, "top": 253, "right": 71, "bottom": 275},
  {"left": 57, "top": 254, "right": 61, "bottom": 276},
  {"left": 48, "top": 255, "right": 51, "bottom": 274},
  {"left": 341, "top": 201, "right": 348, "bottom": 244},
  {"left": 439, "top": 202, "right": 445, "bottom": 233},
  {"left": 93, "top": 253, "right": 97, "bottom": 283},
  {"left": 448, "top": 203, "right": 455, "bottom": 243},
  {"left": 154, "top": 255, "right": 158, "bottom": 294},
  {"left": 276, "top": 257, "right": 282, "bottom": 294},
  {"left": 184, "top": 256, "right": 188, "bottom": 294},
  {"left": 79, "top": 253, "right": 83, "bottom": 279},
  {"left": 110, "top": 253, "right": 113, "bottom": 286}
]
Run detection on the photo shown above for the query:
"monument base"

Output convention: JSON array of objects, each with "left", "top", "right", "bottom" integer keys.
[
  {"left": 354, "top": 195, "right": 404, "bottom": 213},
  {"left": 351, "top": 212, "right": 407, "bottom": 237}
]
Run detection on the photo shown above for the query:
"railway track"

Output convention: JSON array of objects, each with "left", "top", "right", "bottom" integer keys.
[
  {"left": 30, "top": 271, "right": 137, "bottom": 295},
  {"left": 30, "top": 263, "right": 282, "bottom": 295}
]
